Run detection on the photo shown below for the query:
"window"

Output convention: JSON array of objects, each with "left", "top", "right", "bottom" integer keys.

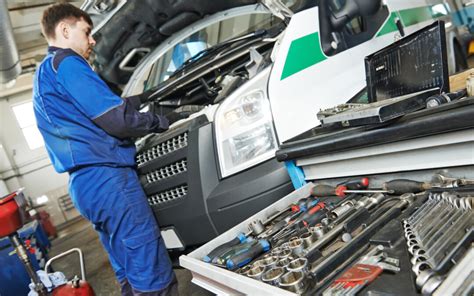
[
  {"left": 144, "top": 12, "right": 280, "bottom": 89},
  {"left": 12, "top": 101, "right": 44, "bottom": 150}
]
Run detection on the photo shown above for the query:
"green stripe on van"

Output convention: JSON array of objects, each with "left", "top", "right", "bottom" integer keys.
[
  {"left": 376, "top": 12, "right": 400, "bottom": 37},
  {"left": 399, "top": 6, "right": 433, "bottom": 26},
  {"left": 280, "top": 32, "right": 326, "bottom": 80},
  {"left": 281, "top": 5, "right": 441, "bottom": 80}
]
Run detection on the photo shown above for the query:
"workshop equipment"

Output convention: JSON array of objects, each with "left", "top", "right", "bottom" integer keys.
[
  {"left": 318, "top": 21, "right": 449, "bottom": 128},
  {"left": 311, "top": 179, "right": 433, "bottom": 197},
  {"left": 425, "top": 89, "right": 466, "bottom": 108},
  {"left": 45, "top": 248, "right": 94, "bottom": 296},
  {"left": 183, "top": 176, "right": 474, "bottom": 295},
  {"left": 403, "top": 191, "right": 473, "bottom": 294},
  {"left": 0, "top": 190, "right": 95, "bottom": 296},
  {"left": 226, "top": 240, "right": 270, "bottom": 270},
  {"left": 323, "top": 245, "right": 400, "bottom": 295},
  {"left": 203, "top": 232, "right": 247, "bottom": 263},
  {"left": 337, "top": 177, "right": 369, "bottom": 190},
  {"left": 0, "top": 190, "right": 46, "bottom": 295}
]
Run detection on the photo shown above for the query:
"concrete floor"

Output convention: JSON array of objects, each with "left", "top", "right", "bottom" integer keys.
[{"left": 48, "top": 218, "right": 214, "bottom": 296}]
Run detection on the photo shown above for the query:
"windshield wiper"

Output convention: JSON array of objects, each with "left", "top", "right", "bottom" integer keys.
[{"left": 173, "top": 29, "right": 267, "bottom": 74}]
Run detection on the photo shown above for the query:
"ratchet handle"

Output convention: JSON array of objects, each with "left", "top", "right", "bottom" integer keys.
[{"left": 226, "top": 240, "right": 270, "bottom": 270}]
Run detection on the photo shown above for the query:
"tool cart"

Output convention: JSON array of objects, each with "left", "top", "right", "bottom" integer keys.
[{"left": 179, "top": 17, "right": 474, "bottom": 296}]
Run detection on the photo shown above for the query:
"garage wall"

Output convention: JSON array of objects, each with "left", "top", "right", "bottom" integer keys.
[{"left": 0, "top": 73, "right": 78, "bottom": 225}]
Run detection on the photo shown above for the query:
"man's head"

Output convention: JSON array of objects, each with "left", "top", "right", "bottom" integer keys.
[{"left": 41, "top": 3, "right": 95, "bottom": 59}]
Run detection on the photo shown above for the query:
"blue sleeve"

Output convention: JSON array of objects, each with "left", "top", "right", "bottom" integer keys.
[
  {"left": 56, "top": 55, "right": 123, "bottom": 119},
  {"left": 57, "top": 56, "right": 168, "bottom": 138}
]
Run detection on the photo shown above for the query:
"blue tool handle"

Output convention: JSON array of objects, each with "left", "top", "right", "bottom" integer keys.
[
  {"left": 203, "top": 233, "right": 246, "bottom": 263},
  {"left": 226, "top": 240, "right": 270, "bottom": 270}
]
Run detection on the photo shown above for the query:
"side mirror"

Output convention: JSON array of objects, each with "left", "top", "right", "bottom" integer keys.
[{"left": 330, "top": 0, "right": 382, "bottom": 29}]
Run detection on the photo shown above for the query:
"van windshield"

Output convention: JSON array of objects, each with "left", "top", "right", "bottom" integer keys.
[{"left": 145, "top": 12, "right": 280, "bottom": 88}]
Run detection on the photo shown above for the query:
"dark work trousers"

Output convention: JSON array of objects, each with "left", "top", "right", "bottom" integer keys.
[{"left": 69, "top": 166, "right": 176, "bottom": 294}]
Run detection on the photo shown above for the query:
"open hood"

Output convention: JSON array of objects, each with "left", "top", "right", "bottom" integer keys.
[{"left": 82, "top": 0, "right": 259, "bottom": 86}]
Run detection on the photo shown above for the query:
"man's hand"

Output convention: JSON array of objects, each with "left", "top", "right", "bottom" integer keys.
[
  {"left": 137, "top": 87, "right": 159, "bottom": 104},
  {"left": 165, "top": 105, "right": 204, "bottom": 125},
  {"left": 166, "top": 111, "right": 187, "bottom": 125}
]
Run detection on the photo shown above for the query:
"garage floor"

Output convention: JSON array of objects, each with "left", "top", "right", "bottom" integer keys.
[{"left": 48, "top": 218, "right": 213, "bottom": 295}]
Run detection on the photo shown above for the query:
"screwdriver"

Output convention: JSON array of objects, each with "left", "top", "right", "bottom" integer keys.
[
  {"left": 214, "top": 240, "right": 256, "bottom": 265},
  {"left": 294, "top": 202, "right": 326, "bottom": 226},
  {"left": 291, "top": 197, "right": 320, "bottom": 212},
  {"left": 337, "top": 177, "right": 369, "bottom": 190},
  {"left": 311, "top": 184, "right": 390, "bottom": 197},
  {"left": 311, "top": 179, "right": 432, "bottom": 197},
  {"left": 203, "top": 233, "right": 247, "bottom": 263},
  {"left": 226, "top": 240, "right": 270, "bottom": 270},
  {"left": 382, "top": 179, "right": 432, "bottom": 194}
]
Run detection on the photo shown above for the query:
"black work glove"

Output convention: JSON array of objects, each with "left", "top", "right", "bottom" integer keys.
[
  {"left": 137, "top": 87, "right": 159, "bottom": 104},
  {"left": 166, "top": 111, "right": 187, "bottom": 125}
]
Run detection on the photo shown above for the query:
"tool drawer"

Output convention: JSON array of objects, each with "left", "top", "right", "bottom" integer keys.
[
  {"left": 179, "top": 176, "right": 474, "bottom": 295},
  {"left": 180, "top": 183, "right": 314, "bottom": 295}
]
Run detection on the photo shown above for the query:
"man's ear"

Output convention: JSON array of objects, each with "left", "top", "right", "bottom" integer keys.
[{"left": 57, "top": 21, "right": 70, "bottom": 39}]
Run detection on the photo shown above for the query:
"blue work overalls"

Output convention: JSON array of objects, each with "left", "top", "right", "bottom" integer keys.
[{"left": 32, "top": 47, "right": 174, "bottom": 292}]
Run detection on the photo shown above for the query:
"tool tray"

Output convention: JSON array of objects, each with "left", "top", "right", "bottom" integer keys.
[{"left": 179, "top": 184, "right": 315, "bottom": 295}]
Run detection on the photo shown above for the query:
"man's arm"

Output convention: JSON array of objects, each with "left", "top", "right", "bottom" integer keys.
[{"left": 55, "top": 53, "right": 168, "bottom": 139}]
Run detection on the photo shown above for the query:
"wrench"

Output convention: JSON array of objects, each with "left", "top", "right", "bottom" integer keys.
[
  {"left": 422, "top": 210, "right": 466, "bottom": 251},
  {"left": 406, "top": 199, "right": 437, "bottom": 227},
  {"left": 416, "top": 205, "right": 456, "bottom": 241},
  {"left": 427, "top": 217, "right": 472, "bottom": 266},
  {"left": 412, "top": 202, "right": 446, "bottom": 232},
  {"left": 422, "top": 212, "right": 472, "bottom": 263},
  {"left": 407, "top": 199, "right": 438, "bottom": 225},
  {"left": 410, "top": 210, "right": 465, "bottom": 258},
  {"left": 406, "top": 199, "right": 436, "bottom": 224}
]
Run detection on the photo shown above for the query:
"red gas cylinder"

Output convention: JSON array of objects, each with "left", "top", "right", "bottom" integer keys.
[
  {"left": 52, "top": 279, "right": 95, "bottom": 296},
  {"left": 38, "top": 210, "right": 57, "bottom": 238},
  {"left": 0, "top": 192, "right": 23, "bottom": 237}
]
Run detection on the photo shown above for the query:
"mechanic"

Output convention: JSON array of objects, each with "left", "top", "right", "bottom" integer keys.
[{"left": 33, "top": 3, "right": 181, "bottom": 295}]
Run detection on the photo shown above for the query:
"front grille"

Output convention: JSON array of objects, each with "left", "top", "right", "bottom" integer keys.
[
  {"left": 136, "top": 132, "right": 188, "bottom": 166},
  {"left": 145, "top": 159, "right": 187, "bottom": 184},
  {"left": 147, "top": 185, "right": 188, "bottom": 206}
]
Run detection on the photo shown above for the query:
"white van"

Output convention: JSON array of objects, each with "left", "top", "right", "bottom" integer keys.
[{"left": 82, "top": 0, "right": 473, "bottom": 252}]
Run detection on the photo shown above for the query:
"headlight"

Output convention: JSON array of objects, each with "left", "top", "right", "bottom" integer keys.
[{"left": 215, "top": 90, "right": 278, "bottom": 177}]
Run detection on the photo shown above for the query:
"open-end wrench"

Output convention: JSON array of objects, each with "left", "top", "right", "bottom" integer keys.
[
  {"left": 421, "top": 210, "right": 466, "bottom": 251},
  {"left": 414, "top": 209, "right": 464, "bottom": 253},
  {"left": 415, "top": 202, "right": 453, "bottom": 236},
  {"left": 413, "top": 202, "right": 456, "bottom": 241},
  {"left": 406, "top": 199, "right": 438, "bottom": 225},
  {"left": 408, "top": 209, "right": 464, "bottom": 255},
  {"left": 411, "top": 202, "right": 446, "bottom": 232},
  {"left": 405, "top": 199, "right": 435, "bottom": 224},
  {"left": 416, "top": 205, "right": 457, "bottom": 241},
  {"left": 427, "top": 217, "right": 473, "bottom": 266},
  {"left": 420, "top": 212, "right": 472, "bottom": 265}
]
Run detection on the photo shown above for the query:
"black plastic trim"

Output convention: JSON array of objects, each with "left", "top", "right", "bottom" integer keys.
[{"left": 276, "top": 98, "right": 474, "bottom": 161}]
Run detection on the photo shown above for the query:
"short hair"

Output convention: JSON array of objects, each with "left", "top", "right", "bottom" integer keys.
[{"left": 41, "top": 3, "right": 93, "bottom": 40}]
